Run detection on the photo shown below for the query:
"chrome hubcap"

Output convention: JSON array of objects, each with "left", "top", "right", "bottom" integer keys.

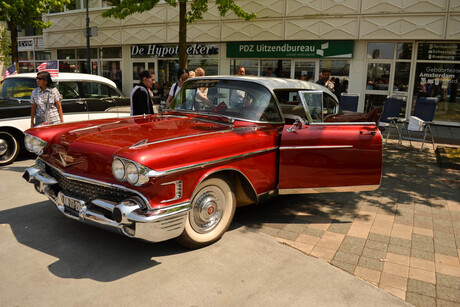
[
  {"left": 191, "top": 186, "right": 224, "bottom": 234},
  {"left": 0, "top": 139, "right": 8, "bottom": 156}
]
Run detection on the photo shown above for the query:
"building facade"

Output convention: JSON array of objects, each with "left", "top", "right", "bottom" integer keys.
[{"left": 15, "top": 0, "right": 460, "bottom": 125}]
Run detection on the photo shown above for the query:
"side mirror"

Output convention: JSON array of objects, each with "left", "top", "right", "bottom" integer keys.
[{"left": 287, "top": 118, "right": 303, "bottom": 133}]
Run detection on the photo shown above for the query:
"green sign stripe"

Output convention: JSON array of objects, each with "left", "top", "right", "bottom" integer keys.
[{"left": 227, "top": 41, "right": 354, "bottom": 59}]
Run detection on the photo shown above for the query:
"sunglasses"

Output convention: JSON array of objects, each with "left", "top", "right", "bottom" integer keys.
[{"left": 36, "top": 77, "right": 44, "bottom": 80}]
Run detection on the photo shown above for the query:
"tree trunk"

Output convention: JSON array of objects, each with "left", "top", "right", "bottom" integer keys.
[
  {"left": 8, "top": 20, "right": 19, "bottom": 69},
  {"left": 179, "top": 1, "right": 187, "bottom": 69}
]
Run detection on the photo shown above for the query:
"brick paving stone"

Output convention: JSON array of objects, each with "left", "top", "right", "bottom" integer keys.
[
  {"left": 412, "top": 234, "right": 435, "bottom": 252},
  {"left": 386, "top": 252, "right": 410, "bottom": 266},
  {"left": 333, "top": 250, "right": 360, "bottom": 265},
  {"left": 410, "top": 257, "right": 435, "bottom": 271},
  {"left": 276, "top": 230, "right": 300, "bottom": 241},
  {"left": 310, "top": 245, "right": 337, "bottom": 262},
  {"left": 437, "top": 285, "right": 460, "bottom": 303},
  {"left": 362, "top": 247, "right": 387, "bottom": 259},
  {"left": 295, "top": 233, "right": 320, "bottom": 245},
  {"left": 388, "top": 244, "right": 411, "bottom": 257},
  {"left": 413, "top": 216, "right": 433, "bottom": 229},
  {"left": 390, "top": 236, "right": 412, "bottom": 248},
  {"left": 327, "top": 222, "right": 352, "bottom": 234},
  {"left": 379, "top": 284, "right": 406, "bottom": 301},
  {"left": 413, "top": 227, "right": 434, "bottom": 237},
  {"left": 330, "top": 259, "right": 356, "bottom": 274},
  {"left": 407, "top": 279, "right": 436, "bottom": 297},
  {"left": 435, "top": 235, "right": 458, "bottom": 248},
  {"left": 405, "top": 292, "right": 436, "bottom": 307},
  {"left": 409, "top": 267, "right": 436, "bottom": 284},
  {"left": 436, "top": 263, "right": 460, "bottom": 278},
  {"left": 383, "top": 262, "right": 409, "bottom": 278},
  {"left": 342, "top": 235, "right": 366, "bottom": 247},
  {"left": 368, "top": 233, "right": 390, "bottom": 243},
  {"left": 435, "top": 243, "right": 460, "bottom": 257},
  {"left": 281, "top": 223, "right": 307, "bottom": 234},
  {"left": 302, "top": 228, "right": 325, "bottom": 238},
  {"left": 437, "top": 273, "right": 460, "bottom": 290},
  {"left": 411, "top": 248, "right": 435, "bottom": 261},
  {"left": 354, "top": 266, "right": 381, "bottom": 286},
  {"left": 436, "top": 254, "right": 460, "bottom": 266},
  {"left": 393, "top": 216, "right": 414, "bottom": 226},
  {"left": 436, "top": 298, "right": 460, "bottom": 307},
  {"left": 380, "top": 272, "right": 408, "bottom": 290},
  {"left": 337, "top": 242, "right": 365, "bottom": 256},
  {"left": 434, "top": 223, "right": 456, "bottom": 233},
  {"left": 291, "top": 241, "right": 314, "bottom": 255},
  {"left": 365, "top": 239, "right": 389, "bottom": 251},
  {"left": 358, "top": 256, "right": 384, "bottom": 271}
]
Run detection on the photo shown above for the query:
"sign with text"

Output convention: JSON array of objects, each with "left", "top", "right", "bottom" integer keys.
[
  {"left": 227, "top": 41, "right": 354, "bottom": 58},
  {"left": 417, "top": 43, "right": 460, "bottom": 61},
  {"left": 131, "top": 44, "right": 219, "bottom": 58}
]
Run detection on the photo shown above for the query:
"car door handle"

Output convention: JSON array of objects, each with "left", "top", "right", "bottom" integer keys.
[
  {"left": 360, "top": 131, "right": 376, "bottom": 135},
  {"left": 104, "top": 98, "right": 115, "bottom": 103},
  {"left": 76, "top": 100, "right": 86, "bottom": 105}
]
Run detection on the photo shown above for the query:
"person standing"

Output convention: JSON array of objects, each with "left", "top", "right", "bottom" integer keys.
[
  {"left": 30, "top": 71, "right": 63, "bottom": 127},
  {"left": 231, "top": 66, "right": 246, "bottom": 107},
  {"left": 165, "top": 68, "right": 189, "bottom": 107},
  {"left": 130, "top": 70, "right": 155, "bottom": 116}
]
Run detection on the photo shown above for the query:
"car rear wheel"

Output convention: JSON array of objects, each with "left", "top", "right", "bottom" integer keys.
[
  {"left": 0, "top": 131, "right": 20, "bottom": 166},
  {"left": 177, "top": 177, "right": 236, "bottom": 249}
]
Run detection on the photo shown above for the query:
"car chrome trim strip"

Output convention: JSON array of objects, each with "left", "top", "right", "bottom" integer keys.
[
  {"left": 160, "top": 180, "right": 183, "bottom": 203},
  {"left": 278, "top": 185, "right": 380, "bottom": 194},
  {"left": 310, "top": 122, "right": 377, "bottom": 126},
  {"left": 154, "top": 147, "right": 278, "bottom": 177},
  {"left": 280, "top": 145, "right": 353, "bottom": 150}
]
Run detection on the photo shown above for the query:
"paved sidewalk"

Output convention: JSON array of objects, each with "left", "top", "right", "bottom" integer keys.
[{"left": 234, "top": 137, "right": 460, "bottom": 307}]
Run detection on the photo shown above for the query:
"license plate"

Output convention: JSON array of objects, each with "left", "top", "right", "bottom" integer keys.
[{"left": 58, "top": 192, "right": 85, "bottom": 214}]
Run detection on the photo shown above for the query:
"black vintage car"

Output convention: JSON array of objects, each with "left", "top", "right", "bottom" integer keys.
[{"left": 0, "top": 73, "right": 130, "bottom": 165}]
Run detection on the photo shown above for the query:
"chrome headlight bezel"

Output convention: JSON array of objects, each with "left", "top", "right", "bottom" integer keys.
[
  {"left": 24, "top": 133, "right": 48, "bottom": 155},
  {"left": 112, "top": 158, "right": 126, "bottom": 181},
  {"left": 111, "top": 156, "right": 155, "bottom": 186}
]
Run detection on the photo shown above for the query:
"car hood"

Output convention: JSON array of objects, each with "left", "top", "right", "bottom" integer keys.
[{"left": 43, "top": 114, "right": 278, "bottom": 183}]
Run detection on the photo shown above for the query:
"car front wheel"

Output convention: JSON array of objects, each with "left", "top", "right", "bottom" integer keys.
[
  {"left": 177, "top": 177, "right": 236, "bottom": 249},
  {"left": 0, "top": 131, "right": 20, "bottom": 166}
]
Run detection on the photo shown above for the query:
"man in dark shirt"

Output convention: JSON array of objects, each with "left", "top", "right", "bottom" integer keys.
[{"left": 130, "top": 70, "right": 155, "bottom": 115}]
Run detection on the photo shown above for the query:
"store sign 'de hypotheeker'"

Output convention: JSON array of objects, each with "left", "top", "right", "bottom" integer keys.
[
  {"left": 131, "top": 44, "right": 218, "bottom": 57},
  {"left": 227, "top": 41, "right": 354, "bottom": 58}
]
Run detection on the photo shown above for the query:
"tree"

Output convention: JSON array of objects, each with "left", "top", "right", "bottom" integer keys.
[
  {"left": 0, "top": 25, "right": 12, "bottom": 67},
  {"left": 102, "top": 0, "right": 256, "bottom": 69},
  {"left": 0, "top": 0, "right": 70, "bottom": 68}
]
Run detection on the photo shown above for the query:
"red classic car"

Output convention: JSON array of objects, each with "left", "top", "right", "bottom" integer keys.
[{"left": 23, "top": 76, "right": 382, "bottom": 248}]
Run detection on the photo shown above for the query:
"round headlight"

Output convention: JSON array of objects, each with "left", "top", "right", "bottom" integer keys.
[
  {"left": 126, "top": 162, "right": 139, "bottom": 185},
  {"left": 112, "top": 158, "right": 125, "bottom": 181},
  {"left": 24, "top": 134, "right": 33, "bottom": 152},
  {"left": 31, "top": 137, "right": 40, "bottom": 154}
]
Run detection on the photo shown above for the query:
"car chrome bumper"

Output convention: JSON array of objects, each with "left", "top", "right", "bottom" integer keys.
[{"left": 23, "top": 164, "right": 191, "bottom": 243}]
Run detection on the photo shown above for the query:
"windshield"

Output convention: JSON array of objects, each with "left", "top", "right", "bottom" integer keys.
[
  {"left": 168, "top": 79, "right": 282, "bottom": 122},
  {"left": 0, "top": 78, "right": 36, "bottom": 99}
]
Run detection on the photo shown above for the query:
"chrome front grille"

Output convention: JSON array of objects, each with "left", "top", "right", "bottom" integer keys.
[{"left": 46, "top": 164, "right": 139, "bottom": 204}]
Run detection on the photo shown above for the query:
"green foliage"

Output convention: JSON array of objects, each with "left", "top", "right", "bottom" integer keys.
[
  {"left": 0, "top": 26, "right": 12, "bottom": 66},
  {"left": 0, "top": 0, "right": 70, "bottom": 28},
  {"left": 102, "top": 0, "right": 256, "bottom": 22}
]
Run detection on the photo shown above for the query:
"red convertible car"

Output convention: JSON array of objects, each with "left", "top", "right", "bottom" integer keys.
[{"left": 23, "top": 76, "right": 382, "bottom": 248}]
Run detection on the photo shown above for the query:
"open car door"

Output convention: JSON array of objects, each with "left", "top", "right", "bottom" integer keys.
[{"left": 279, "top": 90, "right": 382, "bottom": 194}]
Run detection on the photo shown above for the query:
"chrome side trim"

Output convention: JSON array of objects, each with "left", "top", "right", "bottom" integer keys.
[
  {"left": 280, "top": 145, "right": 353, "bottom": 150},
  {"left": 278, "top": 185, "right": 380, "bottom": 195},
  {"left": 160, "top": 180, "right": 183, "bottom": 203},
  {"left": 155, "top": 147, "right": 278, "bottom": 177},
  {"left": 310, "top": 122, "right": 377, "bottom": 126}
]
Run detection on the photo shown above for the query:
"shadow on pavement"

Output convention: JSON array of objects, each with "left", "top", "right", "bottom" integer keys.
[{"left": 0, "top": 200, "right": 190, "bottom": 282}]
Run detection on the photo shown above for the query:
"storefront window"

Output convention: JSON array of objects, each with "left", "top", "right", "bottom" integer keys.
[
  {"left": 260, "top": 60, "right": 291, "bottom": 78},
  {"left": 367, "top": 63, "right": 391, "bottom": 90},
  {"left": 294, "top": 61, "right": 315, "bottom": 81},
  {"left": 35, "top": 51, "right": 51, "bottom": 61},
  {"left": 102, "top": 61, "right": 122, "bottom": 89},
  {"left": 101, "top": 47, "right": 122, "bottom": 59},
  {"left": 77, "top": 48, "right": 98, "bottom": 59},
  {"left": 397, "top": 43, "right": 413, "bottom": 60},
  {"left": 58, "top": 49, "right": 76, "bottom": 60},
  {"left": 59, "top": 61, "right": 76, "bottom": 72},
  {"left": 158, "top": 60, "right": 179, "bottom": 88},
  {"left": 187, "top": 58, "right": 218, "bottom": 76},
  {"left": 367, "top": 42, "right": 395, "bottom": 59},
  {"left": 413, "top": 63, "right": 460, "bottom": 123},
  {"left": 230, "top": 59, "right": 258, "bottom": 76}
]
